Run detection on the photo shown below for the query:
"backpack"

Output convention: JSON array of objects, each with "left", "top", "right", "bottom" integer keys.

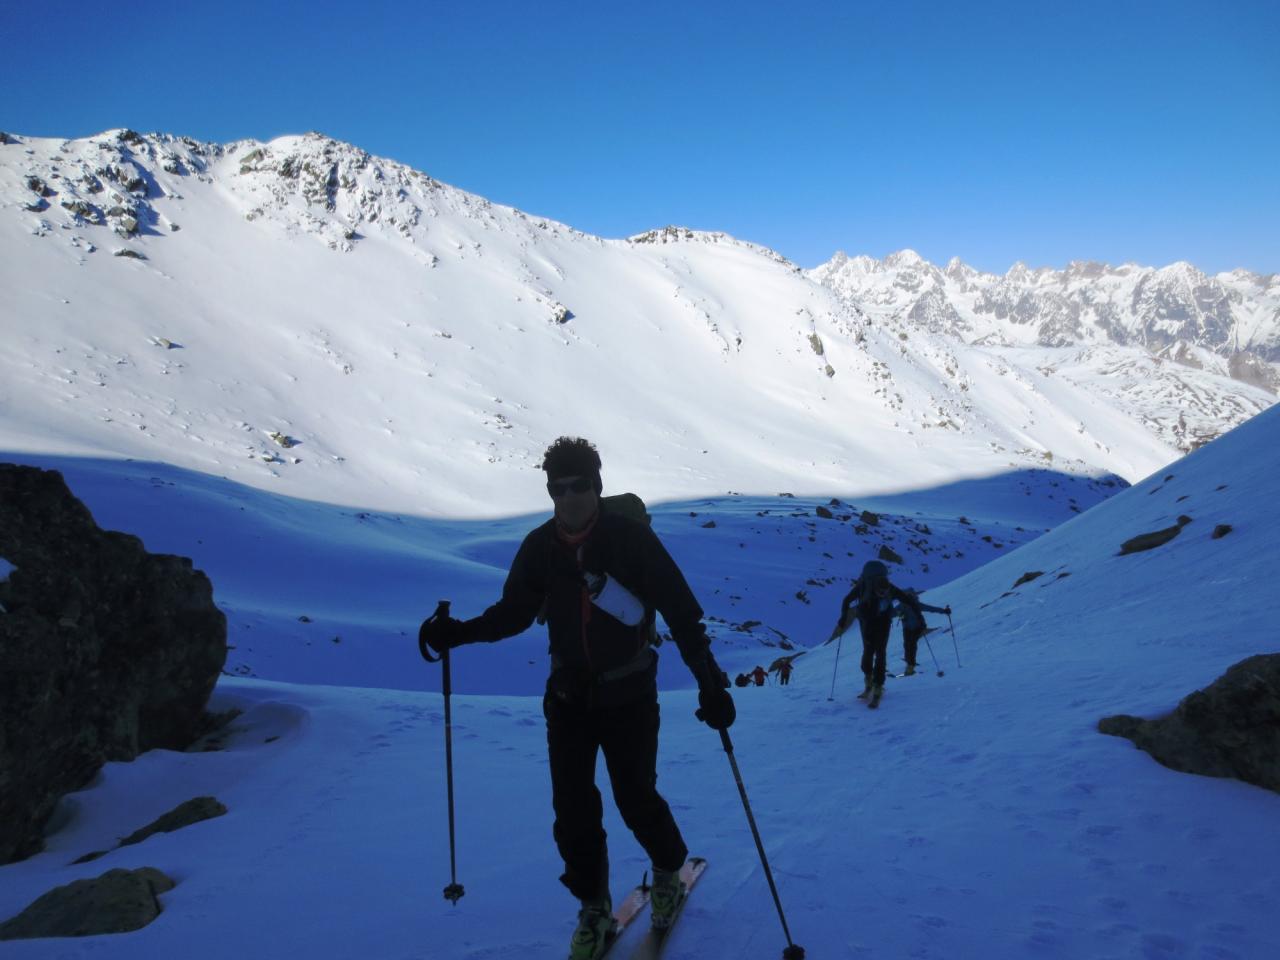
[{"left": 601, "top": 492, "right": 651, "bottom": 526}]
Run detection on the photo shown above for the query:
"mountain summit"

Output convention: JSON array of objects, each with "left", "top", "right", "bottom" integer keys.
[{"left": 1, "top": 129, "right": 1275, "bottom": 516}]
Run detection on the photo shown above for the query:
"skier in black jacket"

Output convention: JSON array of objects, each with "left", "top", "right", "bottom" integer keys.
[
  {"left": 835, "top": 560, "right": 924, "bottom": 708},
  {"left": 421, "top": 437, "right": 735, "bottom": 960},
  {"left": 895, "top": 588, "right": 950, "bottom": 675}
]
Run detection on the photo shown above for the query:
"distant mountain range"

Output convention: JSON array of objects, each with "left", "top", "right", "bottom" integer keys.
[
  {"left": 810, "top": 249, "right": 1280, "bottom": 385},
  {"left": 0, "top": 128, "right": 1274, "bottom": 515}
]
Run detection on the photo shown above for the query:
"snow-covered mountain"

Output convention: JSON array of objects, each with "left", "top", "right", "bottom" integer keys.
[
  {"left": 812, "top": 249, "right": 1280, "bottom": 361},
  {"left": 1, "top": 129, "right": 1275, "bottom": 518},
  {"left": 811, "top": 249, "right": 1280, "bottom": 434}
]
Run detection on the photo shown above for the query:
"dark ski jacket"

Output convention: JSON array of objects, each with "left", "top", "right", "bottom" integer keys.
[
  {"left": 464, "top": 511, "right": 712, "bottom": 705},
  {"left": 895, "top": 598, "right": 948, "bottom": 633}
]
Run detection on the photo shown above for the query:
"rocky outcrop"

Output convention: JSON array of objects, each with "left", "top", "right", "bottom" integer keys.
[
  {"left": 0, "top": 867, "right": 176, "bottom": 940},
  {"left": 0, "top": 464, "right": 227, "bottom": 864},
  {"left": 74, "top": 795, "right": 228, "bottom": 864},
  {"left": 1099, "top": 654, "right": 1280, "bottom": 794}
]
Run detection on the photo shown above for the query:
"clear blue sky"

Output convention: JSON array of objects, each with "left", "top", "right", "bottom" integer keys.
[{"left": 4, "top": 0, "right": 1277, "bottom": 274}]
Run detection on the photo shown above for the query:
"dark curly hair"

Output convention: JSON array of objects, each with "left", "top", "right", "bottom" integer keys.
[{"left": 541, "top": 436, "right": 602, "bottom": 491}]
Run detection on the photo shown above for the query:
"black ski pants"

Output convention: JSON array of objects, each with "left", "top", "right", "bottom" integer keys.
[
  {"left": 903, "top": 625, "right": 925, "bottom": 668},
  {"left": 859, "top": 620, "right": 891, "bottom": 687},
  {"left": 544, "top": 690, "right": 688, "bottom": 902}
]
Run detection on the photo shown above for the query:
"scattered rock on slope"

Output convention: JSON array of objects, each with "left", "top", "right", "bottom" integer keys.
[{"left": 1099, "top": 654, "right": 1280, "bottom": 794}]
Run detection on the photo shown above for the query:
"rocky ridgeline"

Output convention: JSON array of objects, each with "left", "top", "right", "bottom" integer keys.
[
  {"left": 0, "top": 464, "right": 227, "bottom": 865},
  {"left": 3, "top": 127, "right": 585, "bottom": 258},
  {"left": 811, "top": 250, "right": 1280, "bottom": 376}
]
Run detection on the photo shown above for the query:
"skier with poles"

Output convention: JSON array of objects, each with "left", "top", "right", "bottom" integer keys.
[
  {"left": 419, "top": 437, "right": 737, "bottom": 960},
  {"left": 833, "top": 560, "right": 926, "bottom": 708},
  {"left": 894, "top": 588, "right": 950, "bottom": 676}
]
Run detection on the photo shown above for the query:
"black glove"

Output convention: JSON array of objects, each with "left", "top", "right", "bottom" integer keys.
[
  {"left": 697, "top": 686, "right": 736, "bottom": 730},
  {"left": 418, "top": 614, "right": 472, "bottom": 659},
  {"left": 693, "top": 657, "right": 736, "bottom": 730},
  {"left": 944, "top": 606, "right": 952, "bottom": 615}
]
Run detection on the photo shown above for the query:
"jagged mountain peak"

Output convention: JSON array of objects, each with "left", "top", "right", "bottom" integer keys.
[{"left": 883, "top": 248, "right": 927, "bottom": 268}]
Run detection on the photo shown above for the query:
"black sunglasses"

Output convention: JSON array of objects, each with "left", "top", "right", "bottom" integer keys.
[{"left": 547, "top": 476, "right": 593, "bottom": 498}]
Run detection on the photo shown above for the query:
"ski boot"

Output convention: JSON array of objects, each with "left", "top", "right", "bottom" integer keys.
[
  {"left": 568, "top": 896, "right": 615, "bottom": 960},
  {"left": 904, "top": 663, "right": 917, "bottom": 676},
  {"left": 867, "top": 684, "right": 884, "bottom": 709},
  {"left": 855, "top": 674, "right": 872, "bottom": 700},
  {"left": 649, "top": 867, "right": 686, "bottom": 931}
]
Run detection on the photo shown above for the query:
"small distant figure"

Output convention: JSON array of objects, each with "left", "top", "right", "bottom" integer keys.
[
  {"left": 751, "top": 665, "right": 767, "bottom": 687},
  {"left": 778, "top": 660, "right": 794, "bottom": 685},
  {"left": 734, "top": 673, "right": 751, "bottom": 688},
  {"left": 896, "top": 588, "right": 950, "bottom": 675}
]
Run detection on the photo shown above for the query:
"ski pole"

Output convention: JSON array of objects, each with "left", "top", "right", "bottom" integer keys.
[
  {"left": 922, "top": 628, "right": 944, "bottom": 678},
  {"left": 418, "top": 600, "right": 465, "bottom": 905},
  {"left": 827, "top": 629, "right": 843, "bottom": 702},
  {"left": 718, "top": 729, "right": 806, "bottom": 960},
  {"left": 947, "top": 612, "right": 962, "bottom": 668}
]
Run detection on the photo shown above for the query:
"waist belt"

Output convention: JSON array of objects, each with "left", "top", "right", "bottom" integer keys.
[{"left": 551, "top": 645, "right": 655, "bottom": 686}]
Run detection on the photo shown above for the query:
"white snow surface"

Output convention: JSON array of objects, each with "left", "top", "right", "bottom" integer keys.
[
  {"left": 1, "top": 405, "right": 1278, "bottom": 959},
  {"left": 1, "top": 130, "right": 1275, "bottom": 522}
]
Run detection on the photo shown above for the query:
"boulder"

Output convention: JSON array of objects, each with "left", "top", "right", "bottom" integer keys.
[
  {"left": 0, "top": 464, "right": 226, "bottom": 864},
  {"left": 1099, "top": 654, "right": 1280, "bottom": 794},
  {"left": 0, "top": 867, "right": 175, "bottom": 940}
]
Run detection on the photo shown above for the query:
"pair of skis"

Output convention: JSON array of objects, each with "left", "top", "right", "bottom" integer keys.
[{"left": 592, "top": 857, "right": 706, "bottom": 960}]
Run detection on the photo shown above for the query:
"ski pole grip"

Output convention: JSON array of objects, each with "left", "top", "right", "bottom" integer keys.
[{"left": 418, "top": 599, "right": 452, "bottom": 663}]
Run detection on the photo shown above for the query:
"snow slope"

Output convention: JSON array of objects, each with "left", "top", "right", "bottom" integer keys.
[
  {"left": 2, "top": 130, "right": 1272, "bottom": 522},
  {"left": 1, "top": 405, "right": 1277, "bottom": 959}
]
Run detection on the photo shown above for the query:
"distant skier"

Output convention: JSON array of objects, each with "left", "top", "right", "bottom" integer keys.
[
  {"left": 834, "top": 560, "right": 925, "bottom": 708},
  {"left": 778, "top": 660, "right": 794, "bottom": 685},
  {"left": 419, "top": 437, "right": 735, "bottom": 960},
  {"left": 734, "top": 672, "right": 751, "bottom": 688},
  {"left": 895, "top": 588, "right": 950, "bottom": 675},
  {"left": 751, "top": 665, "right": 767, "bottom": 687}
]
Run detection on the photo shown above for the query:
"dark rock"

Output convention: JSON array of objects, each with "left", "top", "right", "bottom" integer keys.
[
  {"left": 700, "top": 520, "right": 716, "bottom": 528},
  {"left": 877, "top": 545, "right": 903, "bottom": 564},
  {"left": 1212, "top": 524, "right": 1233, "bottom": 540},
  {"left": 1013, "top": 571, "right": 1044, "bottom": 588},
  {"left": 0, "top": 465, "right": 226, "bottom": 864},
  {"left": 70, "top": 795, "right": 228, "bottom": 865},
  {"left": 815, "top": 505, "right": 834, "bottom": 519},
  {"left": 119, "top": 796, "right": 227, "bottom": 847},
  {"left": 1099, "top": 654, "right": 1280, "bottom": 794},
  {"left": 1118, "top": 515, "right": 1192, "bottom": 555},
  {"left": 859, "top": 510, "right": 880, "bottom": 526},
  {"left": 0, "top": 867, "right": 175, "bottom": 940}
]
